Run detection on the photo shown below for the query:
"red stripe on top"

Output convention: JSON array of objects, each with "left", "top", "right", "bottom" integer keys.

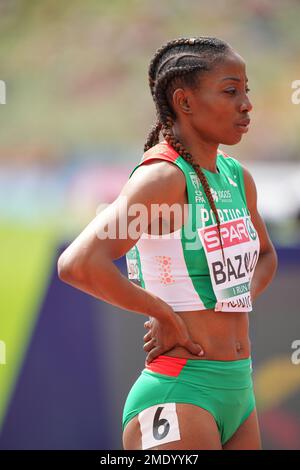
[
  {"left": 145, "top": 355, "right": 187, "bottom": 377},
  {"left": 142, "top": 141, "right": 229, "bottom": 163},
  {"left": 141, "top": 141, "right": 179, "bottom": 165}
]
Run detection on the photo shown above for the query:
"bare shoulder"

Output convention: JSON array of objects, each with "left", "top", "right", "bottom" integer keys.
[
  {"left": 120, "top": 159, "right": 186, "bottom": 206},
  {"left": 57, "top": 159, "right": 187, "bottom": 273}
]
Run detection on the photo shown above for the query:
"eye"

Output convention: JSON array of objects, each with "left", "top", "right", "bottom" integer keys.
[
  {"left": 225, "top": 87, "right": 251, "bottom": 95},
  {"left": 225, "top": 88, "right": 237, "bottom": 95}
]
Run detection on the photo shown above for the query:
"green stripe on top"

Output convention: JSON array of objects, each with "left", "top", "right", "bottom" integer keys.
[
  {"left": 175, "top": 156, "right": 217, "bottom": 309},
  {"left": 172, "top": 151, "right": 251, "bottom": 309},
  {"left": 126, "top": 244, "right": 145, "bottom": 288},
  {"left": 135, "top": 245, "right": 145, "bottom": 288},
  {"left": 230, "top": 157, "right": 249, "bottom": 212}
]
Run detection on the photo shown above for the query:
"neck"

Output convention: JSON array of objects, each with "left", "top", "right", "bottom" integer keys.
[{"left": 172, "top": 122, "right": 219, "bottom": 173}]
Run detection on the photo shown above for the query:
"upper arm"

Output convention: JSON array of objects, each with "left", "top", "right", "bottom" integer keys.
[
  {"left": 97, "top": 160, "right": 185, "bottom": 260},
  {"left": 242, "top": 164, "right": 276, "bottom": 256},
  {"left": 58, "top": 160, "right": 186, "bottom": 277}
]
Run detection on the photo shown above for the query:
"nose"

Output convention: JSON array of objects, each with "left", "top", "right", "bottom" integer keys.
[{"left": 240, "top": 94, "right": 253, "bottom": 113}]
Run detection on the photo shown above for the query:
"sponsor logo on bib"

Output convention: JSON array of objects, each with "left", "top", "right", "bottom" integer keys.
[
  {"left": 246, "top": 217, "right": 257, "bottom": 240},
  {"left": 197, "top": 216, "right": 260, "bottom": 309},
  {"left": 210, "top": 187, "right": 219, "bottom": 202}
]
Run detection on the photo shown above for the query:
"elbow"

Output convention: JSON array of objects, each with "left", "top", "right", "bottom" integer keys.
[
  {"left": 57, "top": 253, "right": 72, "bottom": 282},
  {"left": 57, "top": 252, "right": 83, "bottom": 284},
  {"left": 57, "top": 241, "right": 109, "bottom": 287}
]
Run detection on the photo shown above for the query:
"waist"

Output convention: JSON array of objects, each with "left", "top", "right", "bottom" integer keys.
[{"left": 160, "top": 308, "right": 251, "bottom": 361}]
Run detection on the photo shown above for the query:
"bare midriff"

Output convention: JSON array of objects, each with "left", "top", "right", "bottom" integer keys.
[{"left": 164, "top": 308, "right": 251, "bottom": 361}]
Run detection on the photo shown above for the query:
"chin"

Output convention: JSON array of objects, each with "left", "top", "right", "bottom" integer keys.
[{"left": 221, "top": 135, "right": 243, "bottom": 145}]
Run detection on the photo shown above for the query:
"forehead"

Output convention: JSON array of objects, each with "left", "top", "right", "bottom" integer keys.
[{"left": 203, "top": 51, "right": 248, "bottom": 84}]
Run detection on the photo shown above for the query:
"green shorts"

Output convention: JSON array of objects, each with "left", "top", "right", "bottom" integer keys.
[{"left": 122, "top": 355, "right": 256, "bottom": 447}]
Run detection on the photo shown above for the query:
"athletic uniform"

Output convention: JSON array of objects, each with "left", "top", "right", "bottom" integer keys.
[{"left": 122, "top": 140, "right": 260, "bottom": 448}]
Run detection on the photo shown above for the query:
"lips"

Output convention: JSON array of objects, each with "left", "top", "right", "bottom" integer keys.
[
  {"left": 235, "top": 118, "right": 250, "bottom": 133},
  {"left": 236, "top": 118, "right": 250, "bottom": 126}
]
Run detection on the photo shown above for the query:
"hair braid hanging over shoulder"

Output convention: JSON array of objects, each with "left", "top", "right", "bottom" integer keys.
[{"left": 144, "top": 36, "right": 231, "bottom": 266}]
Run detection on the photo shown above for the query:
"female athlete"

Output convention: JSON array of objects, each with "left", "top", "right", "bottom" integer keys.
[{"left": 57, "top": 36, "right": 278, "bottom": 450}]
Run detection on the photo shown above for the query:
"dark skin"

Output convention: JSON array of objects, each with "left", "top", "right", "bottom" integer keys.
[
  {"left": 58, "top": 49, "right": 277, "bottom": 365},
  {"left": 58, "top": 47, "right": 276, "bottom": 449},
  {"left": 143, "top": 49, "right": 278, "bottom": 364},
  {"left": 173, "top": 49, "right": 252, "bottom": 168},
  {"left": 123, "top": 49, "right": 275, "bottom": 451}
]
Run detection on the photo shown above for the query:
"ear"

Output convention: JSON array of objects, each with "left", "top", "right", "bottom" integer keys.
[{"left": 172, "top": 88, "right": 192, "bottom": 115}]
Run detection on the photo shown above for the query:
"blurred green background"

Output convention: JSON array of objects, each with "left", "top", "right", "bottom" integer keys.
[{"left": 1, "top": 0, "right": 300, "bottom": 161}]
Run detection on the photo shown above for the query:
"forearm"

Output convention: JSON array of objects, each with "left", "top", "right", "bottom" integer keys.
[
  {"left": 250, "top": 249, "right": 278, "bottom": 302},
  {"left": 59, "top": 255, "right": 172, "bottom": 321}
]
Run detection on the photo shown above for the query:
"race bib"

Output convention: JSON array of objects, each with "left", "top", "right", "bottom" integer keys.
[{"left": 197, "top": 216, "right": 260, "bottom": 312}]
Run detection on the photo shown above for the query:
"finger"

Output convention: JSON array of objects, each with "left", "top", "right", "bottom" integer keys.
[
  {"left": 143, "top": 338, "right": 157, "bottom": 352},
  {"left": 184, "top": 339, "right": 205, "bottom": 357},
  {"left": 143, "top": 331, "right": 152, "bottom": 342},
  {"left": 144, "top": 321, "right": 151, "bottom": 329},
  {"left": 145, "top": 346, "right": 162, "bottom": 365}
]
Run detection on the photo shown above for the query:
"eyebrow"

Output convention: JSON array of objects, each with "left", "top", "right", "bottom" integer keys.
[{"left": 220, "top": 76, "right": 248, "bottom": 82}]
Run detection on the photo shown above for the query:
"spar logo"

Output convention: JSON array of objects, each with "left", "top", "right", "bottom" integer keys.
[
  {"left": 200, "top": 217, "right": 250, "bottom": 252},
  {"left": 246, "top": 217, "right": 257, "bottom": 240}
]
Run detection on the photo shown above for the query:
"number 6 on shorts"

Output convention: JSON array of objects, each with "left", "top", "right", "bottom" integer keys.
[{"left": 138, "top": 403, "right": 181, "bottom": 450}]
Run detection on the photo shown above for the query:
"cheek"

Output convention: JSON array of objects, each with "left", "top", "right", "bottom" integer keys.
[
  {"left": 196, "top": 109, "right": 229, "bottom": 138},
  {"left": 193, "top": 105, "right": 223, "bottom": 132},
  {"left": 192, "top": 97, "right": 239, "bottom": 141},
  {"left": 198, "top": 114, "right": 243, "bottom": 145},
  {"left": 197, "top": 99, "right": 226, "bottom": 125}
]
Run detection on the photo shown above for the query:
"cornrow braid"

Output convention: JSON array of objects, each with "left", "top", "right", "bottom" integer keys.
[
  {"left": 144, "top": 36, "right": 231, "bottom": 266},
  {"left": 144, "top": 64, "right": 208, "bottom": 152},
  {"left": 162, "top": 121, "right": 227, "bottom": 267},
  {"left": 148, "top": 37, "right": 198, "bottom": 97},
  {"left": 144, "top": 120, "right": 162, "bottom": 152}
]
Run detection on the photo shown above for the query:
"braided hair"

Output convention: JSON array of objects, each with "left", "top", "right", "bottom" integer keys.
[{"left": 144, "top": 36, "right": 232, "bottom": 266}]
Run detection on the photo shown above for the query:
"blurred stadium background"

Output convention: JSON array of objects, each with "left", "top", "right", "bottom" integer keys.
[{"left": 0, "top": 0, "right": 299, "bottom": 450}]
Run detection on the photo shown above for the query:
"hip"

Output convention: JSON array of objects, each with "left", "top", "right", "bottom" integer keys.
[{"left": 122, "top": 354, "right": 255, "bottom": 433}]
